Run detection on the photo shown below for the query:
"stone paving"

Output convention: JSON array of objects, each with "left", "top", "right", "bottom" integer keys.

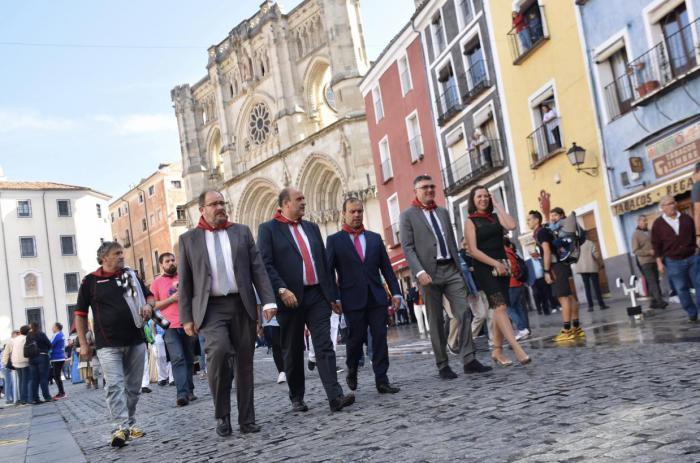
[{"left": 2, "top": 300, "right": 700, "bottom": 462}]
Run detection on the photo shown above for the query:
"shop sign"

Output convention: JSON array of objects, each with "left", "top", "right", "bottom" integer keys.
[
  {"left": 611, "top": 175, "right": 694, "bottom": 215},
  {"left": 646, "top": 122, "right": 700, "bottom": 177}
]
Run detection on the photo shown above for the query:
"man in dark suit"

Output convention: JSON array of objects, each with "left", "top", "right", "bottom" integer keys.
[
  {"left": 179, "top": 190, "right": 276, "bottom": 437},
  {"left": 399, "top": 175, "right": 491, "bottom": 379},
  {"left": 327, "top": 197, "right": 401, "bottom": 395},
  {"left": 257, "top": 187, "right": 354, "bottom": 413}
]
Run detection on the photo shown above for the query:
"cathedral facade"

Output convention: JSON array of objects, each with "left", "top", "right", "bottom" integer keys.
[{"left": 171, "top": 0, "right": 381, "bottom": 237}]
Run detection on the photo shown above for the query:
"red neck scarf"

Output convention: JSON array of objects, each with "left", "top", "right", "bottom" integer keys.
[
  {"left": 412, "top": 198, "right": 438, "bottom": 211},
  {"left": 468, "top": 211, "right": 495, "bottom": 222},
  {"left": 342, "top": 224, "right": 365, "bottom": 237},
  {"left": 91, "top": 267, "right": 123, "bottom": 278},
  {"left": 196, "top": 215, "right": 234, "bottom": 231},
  {"left": 273, "top": 211, "right": 301, "bottom": 225}
]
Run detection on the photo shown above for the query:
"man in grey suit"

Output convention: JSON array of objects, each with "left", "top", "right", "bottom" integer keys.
[
  {"left": 179, "top": 190, "right": 277, "bottom": 437},
  {"left": 399, "top": 175, "right": 491, "bottom": 379}
]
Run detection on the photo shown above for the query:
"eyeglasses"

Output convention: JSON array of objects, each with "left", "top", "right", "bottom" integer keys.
[
  {"left": 416, "top": 184, "right": 436, "bottom": 190},
  {"left": 204, "top": 201, "right": 227, "bottom": 208}
]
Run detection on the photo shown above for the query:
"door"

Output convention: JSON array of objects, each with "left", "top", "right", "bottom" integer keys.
[{"left": 661, "top": 4, "right": 695, "bottom": 77}]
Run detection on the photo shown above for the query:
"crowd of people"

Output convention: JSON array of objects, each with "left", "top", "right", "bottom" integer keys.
[{"left": 3, "top": 164, "right": 699, "bottom": 449}]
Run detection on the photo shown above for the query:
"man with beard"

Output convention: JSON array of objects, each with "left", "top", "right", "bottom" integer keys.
[
  {"left": 151, "top": 252, "right": 196, "bottom": 407},
  {"left": 76, "top": 241, "right": 155, "bottom": 448},
  {"left": 179, "top": 190, "right": 276, "bottom": 437}
]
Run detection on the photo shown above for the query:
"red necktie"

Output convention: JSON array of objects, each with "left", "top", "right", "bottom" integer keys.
[
  {"left": 291, "top": 224, "right": 317, "bottom": 285},
  {"left": 353, "top": 234, "right": 364, "bottom": 262}
]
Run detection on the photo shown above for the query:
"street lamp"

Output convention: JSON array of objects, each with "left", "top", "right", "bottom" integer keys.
[{"left": 567, "top": 142, "right": 598, "bottom": 176}]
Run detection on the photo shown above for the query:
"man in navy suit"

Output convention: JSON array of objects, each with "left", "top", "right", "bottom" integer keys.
[
  {"left": 257, "top": 187, "right": 354, "bottom": 413},
  {"left": 327, "top": 198, "right": 401, "bottom": 394}
]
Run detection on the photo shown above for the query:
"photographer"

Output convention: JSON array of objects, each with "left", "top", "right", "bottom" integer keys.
[
  {"left": 76, "top": 241, "right": 155, "bottom": 448},
  {"left": 151, "top": 252, "right": 196, "bottom": 407}
]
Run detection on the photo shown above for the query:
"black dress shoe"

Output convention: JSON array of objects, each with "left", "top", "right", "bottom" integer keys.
[
  {"left": 377, "top": 383, "right": 400, "bottom": 394},
  {"left": 438, "top": 366, "right": 458, "bottom": 379},
  {"left": 240, "top": 423, "right": 261, "bottom": 434},
  {"left": 176, "top": 396, "right": 189, "bottom": 407},
  {"left": 187, "top": 393, "right": 197, "bottom": 401},
  {"left": 141, "top": 387, "right": 152, "bottom": 393},
  {"left": 291, "top": 400, "right": 309, "bottom": 412},
  {"left": 329, "top": 393, "right": 355, "bottom": 412},
  {"left": 600, "top": 305, "right": 610, "bottom": 310},
  {"left": 308, "top": 360, "right": 316, "bottom": 371},
  {"left": 216, "top": 416, "right": 232, "bottom": 437},
  {"left": 346, "top": 369, "right": 358, "bottom": 391},
  {"left": 463, "top": 359, "right": 492, "bottom": 374}
]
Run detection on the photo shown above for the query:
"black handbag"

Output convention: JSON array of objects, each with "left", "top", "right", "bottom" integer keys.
[{"left": 24, "top": 339, "right": 39, "bottom": 359}]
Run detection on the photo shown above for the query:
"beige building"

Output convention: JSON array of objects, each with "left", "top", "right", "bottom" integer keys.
[
  {"left": 171, "top": 0, "right": 381, "bottom": 236},
  {"left": 109, "top": 163, "right": 188, "bottom": 284}
]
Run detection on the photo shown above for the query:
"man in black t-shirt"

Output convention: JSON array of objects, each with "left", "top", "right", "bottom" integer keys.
[
  {"left": 76, "top": 241, "right": 155, "bottom": 448},
  {"left": 527, "top": 210, "right": 582, "bottom": 343}
]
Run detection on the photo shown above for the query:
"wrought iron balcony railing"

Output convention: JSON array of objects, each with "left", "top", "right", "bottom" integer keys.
[
  {"left": 507, "top": 5, "right": 549, "bottom": 64},
  {"left": 527, "top": 118, "right": 564, "bottom": 168},
  {"left": 435, "top": 84, "right": 461, "bottom": 126},
  {"left": 442, "top": 139, "right": 505, "bottom": 195}
]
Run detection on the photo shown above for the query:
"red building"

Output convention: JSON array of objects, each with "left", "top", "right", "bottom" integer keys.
[{"left": 359, "top": 24, "right": 444, "bottom": 287}]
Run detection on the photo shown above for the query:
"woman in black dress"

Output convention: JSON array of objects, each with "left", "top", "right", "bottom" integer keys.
[{"left": 464, "top": 186, "right": 531, "bottom": 366}]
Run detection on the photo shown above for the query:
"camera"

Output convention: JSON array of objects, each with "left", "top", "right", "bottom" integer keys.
[{"left": 152, "top": 309, "right": 170, "bottom": 329}]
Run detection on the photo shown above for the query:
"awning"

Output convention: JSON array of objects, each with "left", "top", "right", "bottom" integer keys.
[{"left": 609, "top": 172, "right": 694, "bottom": 216}]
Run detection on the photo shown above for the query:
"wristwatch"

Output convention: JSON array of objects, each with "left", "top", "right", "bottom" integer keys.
[{"left": 278, "top": 288, "right": 286, "bottom": 295}]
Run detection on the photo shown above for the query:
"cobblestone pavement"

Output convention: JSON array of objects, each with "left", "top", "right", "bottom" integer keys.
[{"left": 2, "top": 300, "right": 700, "bottom": 462}]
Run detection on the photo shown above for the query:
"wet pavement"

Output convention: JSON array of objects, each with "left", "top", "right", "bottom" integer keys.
[{"left": 2, "top": 296, "right": 699, "bottom": 462}]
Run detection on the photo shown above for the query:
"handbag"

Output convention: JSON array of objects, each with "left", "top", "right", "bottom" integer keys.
[{"left": 24, "top": 339, "right": 39, "bottom": 359}]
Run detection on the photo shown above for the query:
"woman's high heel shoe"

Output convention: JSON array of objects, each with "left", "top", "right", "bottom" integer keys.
[
  {"left": 491, "top": 346, "right": 513, "bottom": 367},
  {"left": 517, "top": 355, "right": 532, "bottom": 365}
]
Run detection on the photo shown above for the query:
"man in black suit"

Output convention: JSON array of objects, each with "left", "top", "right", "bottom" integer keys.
[
  {"left": 327, "top": 197, "right": 401, "bottom": 394},
  {"left": 257, "top": 187, "right": 354, "bottom": 413}
]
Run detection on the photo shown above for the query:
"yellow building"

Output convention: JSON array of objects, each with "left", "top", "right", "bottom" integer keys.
[{"left": 484, "top": 0, "right": 626, "bottom": 290}]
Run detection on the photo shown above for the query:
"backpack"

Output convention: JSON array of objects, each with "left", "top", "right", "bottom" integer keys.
[
  {"left": 514, "top": 252, "right": 529, "bottom": 283},
  {"left": 550, "top": 212, "right": 586, "bottom": 264},
  {"left": 23, "top": 338, "right": 39, "bottom": 359}
]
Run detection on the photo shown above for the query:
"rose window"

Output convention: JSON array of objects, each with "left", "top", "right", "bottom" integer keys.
[{"left": 248, "top": 102, "right": 271, "bottom": 145}]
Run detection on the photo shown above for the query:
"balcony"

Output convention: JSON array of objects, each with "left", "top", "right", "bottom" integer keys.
[
  {"left": 408, "top": 135, "right": 424, "bottom": 162},
  {"left": 603, "top": 73, "right": 634, "bottom": 120},
  {"left": 435, "top": 84, "right": 461, "bottom": 126},
  {"left": 627, "top": 17, "right": 700, "bottom": 105},
  {"left": 442, "top": 139, "right": 505, "bottom": 195},
  {"left": 527, "top": 118, "right": 564, "bottom": 168},
  {"left": 507, "top": 6, "right": 549, "bottom": 64},
  {"left": 384, "top": 222, "right": 400, "bottom": 248},
  {"left": 381, "top": 158, "right": 393, "bottom": 183},
  {"left": 462, "top": 59, "right": 491, "bottom": 104}
]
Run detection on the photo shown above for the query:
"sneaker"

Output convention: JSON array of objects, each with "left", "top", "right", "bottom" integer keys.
[
  {"left": 572, "top": 326, "right": 586, "bottom": 338},
  {"left": 277, "top": 372, "right": 286, "bottom": 384},
  {"left": 127, "top": 425, "right": 145, "bottom": 439},
  {"left": 515, "top": 329, "right": 531, "bottom": 341},
  {"left": 553, "top": 329, "right": 575, "bottom": 342},
  {"left": 110, "top": 429, "right": 128, "bottom": 448}
]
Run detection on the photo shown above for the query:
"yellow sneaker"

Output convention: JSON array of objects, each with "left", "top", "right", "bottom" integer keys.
[
  {"left": 110, "top": 429, "right": 128, "bottom": 448},
  {"left": 127, "top": 425, "right": 145, "bottom": 439},
  {"left": 572, "top": 326, "right": 585, "bottom": 338},
  {"left": 553, "top": 329, "right": 575, "bottom": 342}
]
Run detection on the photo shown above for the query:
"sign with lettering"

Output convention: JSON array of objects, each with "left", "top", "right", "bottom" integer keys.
[
  {"left": 646, "top": 122, "right": 700, "bottom": 177},
  {"left": 611, "top": 175, "right": 695, "bottom": 215}
]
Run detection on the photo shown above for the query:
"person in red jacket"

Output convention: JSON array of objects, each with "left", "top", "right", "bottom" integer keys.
[
  {"left": 651, "top": 195, "right": 699, "bottom": 322},
  {"left": 505, "top": 240, "right": 530, "bottom": 340}
]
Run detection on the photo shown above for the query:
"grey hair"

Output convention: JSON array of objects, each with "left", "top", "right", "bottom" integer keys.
[
  {"left": 96, "top": 241, "right": 123, "bottom": 264},
  {"left": 658, "top": 195, "right": 675, "bottom": 210}
]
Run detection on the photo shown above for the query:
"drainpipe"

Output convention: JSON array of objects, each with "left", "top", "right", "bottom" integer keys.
[
  {"left": 120, "top": 198, "right": 137, "bottom": 267},
  {"left": 41, "top": 192, "right": 59, "bottom": 328},
  {"left": 135, "top": 186, "right": 154, "bottom": 282},
  {"left": 0, "top": 192, "right": 15, "bottom": 329}
]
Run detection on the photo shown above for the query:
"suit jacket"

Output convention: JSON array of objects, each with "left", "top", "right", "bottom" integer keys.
[
  {"left": 326, "top": 229, "right": 401, "bottom": 311},
  {"left": 257, "top": 219, "right": 336, "bottom": 308},
  {"left": 178, "top": 224, "right": 275, "bottom": 329},
  {"left": 399, "top": 205, "right": 461, "bottom": 279}
]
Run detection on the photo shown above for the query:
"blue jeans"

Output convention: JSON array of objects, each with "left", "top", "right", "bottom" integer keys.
[
  {"left": 3, "top": 368, "right": 16, "bottom": 403},
  {"left": 163, "top": 328, "right": 195, "bottom": 399},
  {"left": 16, "top": 367, "right": 30, "bottom": 403},
  {"left": 96, "top": 343, "right": 146, "bottom": 431},
  {"left": 665, "top": 255, "right": 700, "bottom": 319},
  {"left": 508, "top": 286, "right": 528, "bottom": 331},
  {"left": 29, "top": 354, "right": 51, "bottom": 402}
]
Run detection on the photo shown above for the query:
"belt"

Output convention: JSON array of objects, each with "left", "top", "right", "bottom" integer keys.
[
  {"left": 210, "top": 292, "right": 240, "bottom": 299},
  {"left": 436, "top": 259, "right": 453, "bottom": 265}
]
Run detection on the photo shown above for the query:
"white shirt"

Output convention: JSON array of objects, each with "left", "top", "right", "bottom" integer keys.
[
  {"left": 287, "top": 223, "right": 319, "bottom": 285},
  {"left": 346, "top": 232, "right": 366, "bottom": 259},
  {"left": 421, "top": 209, "right": 451, "bottom": 260},
  {"left": 662, "top": 212, "right": 681, "bottom": 235},
  {"left": 205, "top": 229, "right": 238, "bottom": 296}
]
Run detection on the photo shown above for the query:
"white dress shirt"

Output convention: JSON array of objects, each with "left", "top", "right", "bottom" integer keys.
[
  {"left": 288, "top": 223, "right": 319, "bottom": 285},
  {"left": 421, "top": 209, "right": 451, "bottom": 260},
  {"left": 205, "top": 229, "right": 238, "bottom": 296},
  {"left": 662, "top": 212, "right": 681, "bottom": 235}
]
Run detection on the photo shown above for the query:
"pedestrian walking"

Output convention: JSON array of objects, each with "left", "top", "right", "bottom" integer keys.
[
  {"left": 49, "top": 323, "right": 66, "bottom": 399},
  {"left": 464, "top": 186, "right": 530, "bottom": 367},
  {"left": 651, "top": 195, "right": 700, "bottom": 322},
  {"left": 76, "top": 241, "right": 155, "bottom": 448},
  {"left": 179, "top": 190, "right": 275, "bottom": 437},
  {"left": 27, "top": 322, "right": 53, "bottom": 404},
  {"left": 631, "top": 215, "right": 667, "bottom": 309},
  {"left": 327, "top": 197, "right": 401, "bottom": 395},
  {"left": 573, "top": 237, "right": 609, "bottom": 312},
  {"left": 1, "top": 331, "right": 20, "bottom": 404},
  {"left": 504, "top": 239, "right": 531, "bottom": 340},
  {"left": 399, "top": 175, "right": 491, "bottom": 379},
  {"left": 692, "top": 162, "right": 700, "bottom": 250}
]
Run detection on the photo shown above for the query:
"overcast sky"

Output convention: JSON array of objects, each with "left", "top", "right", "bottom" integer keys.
[{"left": 0, "top": 0, "right": 414, "bottom": 197}]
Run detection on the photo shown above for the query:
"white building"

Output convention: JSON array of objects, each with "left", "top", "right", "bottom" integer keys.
[{"left": 0, "top": 182, "right": 112, "bottom": 340}]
